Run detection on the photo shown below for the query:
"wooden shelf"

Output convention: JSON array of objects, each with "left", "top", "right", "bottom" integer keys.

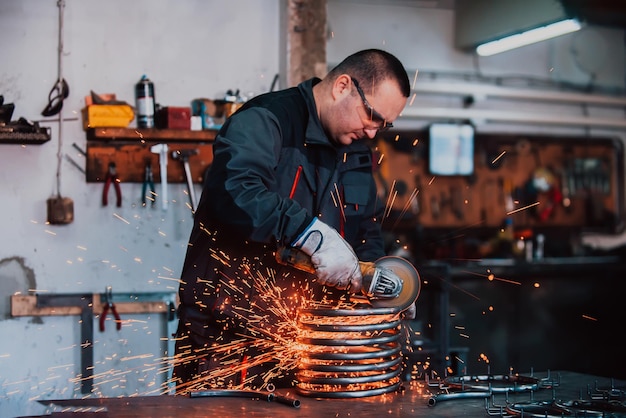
[
  {"left": 85, "top": 128, "right": 218, "bottom": 183},
  {"left": 86, "top": 127, "right": 217, "bottom": 142}
]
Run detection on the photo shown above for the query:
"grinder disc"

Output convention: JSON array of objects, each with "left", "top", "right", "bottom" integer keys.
[{"left": 370, "top": 256, "right": 420, "bottom": 311}]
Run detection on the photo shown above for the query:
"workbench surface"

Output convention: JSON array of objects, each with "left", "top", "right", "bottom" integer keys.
[{"left": 26, "top": 371, "right": 626, "bottom": 418}]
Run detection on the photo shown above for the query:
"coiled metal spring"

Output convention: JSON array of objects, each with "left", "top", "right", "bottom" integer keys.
[{"left": 295, "top": 306, "right": 403, "bottom": 398}]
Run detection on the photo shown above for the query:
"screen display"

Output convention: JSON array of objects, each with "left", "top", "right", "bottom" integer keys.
[{"left": 428, "top": 123, "right": 474, "bottom": 176}]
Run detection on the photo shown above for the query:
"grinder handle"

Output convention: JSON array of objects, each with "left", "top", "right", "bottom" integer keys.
[
  {"left": 275, "top": 246, "right": 374, "bottom": 293},
  {"left": 275, "top": 246, "right": 317, "bottom": 274}
]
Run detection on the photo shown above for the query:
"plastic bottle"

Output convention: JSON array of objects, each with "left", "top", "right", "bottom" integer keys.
[{"left": 135, "top": 75, "right": 155, "bottom": 128}]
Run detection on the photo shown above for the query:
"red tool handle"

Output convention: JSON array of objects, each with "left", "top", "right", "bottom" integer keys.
[
  {"left": 99, "top": 304, "right": 122, "bottom": 331},
  {"left": 99, "top": 304, "right": 109, "bottom": 332},
  {"left": 111, "top": 304, "right": 121, "bottom": 330}
]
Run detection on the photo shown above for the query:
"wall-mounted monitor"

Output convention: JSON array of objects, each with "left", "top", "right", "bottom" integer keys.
[{"left": 428, "top": 123, "right": 475, "bottom": 176}]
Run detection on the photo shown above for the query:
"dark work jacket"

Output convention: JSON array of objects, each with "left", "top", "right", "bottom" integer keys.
[{"left": 177, "top": 78, "right": 385, "bottom": 339}]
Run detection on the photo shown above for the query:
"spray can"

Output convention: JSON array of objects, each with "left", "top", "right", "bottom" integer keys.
[{"left": 135, "top": 75, "right": 155, "bottom": 128}]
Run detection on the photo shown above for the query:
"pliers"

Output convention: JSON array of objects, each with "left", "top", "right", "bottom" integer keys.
[
  {"left": 99, "top": 286, "right": 121, "bottom": 332},
  {"left": 142, "top": 161, "right": 156, "bottom": 207},
  {"left": 102, "top": 162, "right": 122, "bottom": 207}
]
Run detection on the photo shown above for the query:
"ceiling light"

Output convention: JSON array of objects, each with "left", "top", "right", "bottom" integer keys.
[{"left": 476, "top": 18, "right": 582, "bottom": 56}]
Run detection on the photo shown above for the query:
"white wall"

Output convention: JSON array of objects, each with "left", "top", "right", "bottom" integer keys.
[
  {"left": 0, "top": 1, "right": 279, "bottom": 417},
  {"left": 327, "top": 0, "right": 626, "bottom": 137},
  {"left": 1, "top": 1, "right": 624, "bottom": 416}
]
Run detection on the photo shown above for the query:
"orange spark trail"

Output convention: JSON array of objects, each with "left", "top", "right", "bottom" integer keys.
[
  {"left": 507, "top": 202, "right": 540, "bottom": 216},
  {"left": 392, "top": 188, "right": 420, "bottom": 230},
  {"left": 166, "top": 259, "right": 377, "bottom": 394},
  {"left": 457, "top": 270, "right": 522, "bottom": 286},
  {"left": 491, "top": 151, "right": 506, "bottom": 165}
]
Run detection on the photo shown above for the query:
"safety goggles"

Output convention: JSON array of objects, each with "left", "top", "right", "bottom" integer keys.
[
  {"left": 351, "top": 77, "right": 393, "bottom": 132},
  {"left": 41, "top": 78, "right": 70, "bottom": 117}
]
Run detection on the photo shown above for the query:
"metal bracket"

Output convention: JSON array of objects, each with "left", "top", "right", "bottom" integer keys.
[{"left": 36, "top": 293, "right": 94, "bottom": 393}]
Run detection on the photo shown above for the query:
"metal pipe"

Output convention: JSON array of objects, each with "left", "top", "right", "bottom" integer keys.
[
  {"left": 427, "top": 390, "right": 492, "bottom": 407},
  {"left": 296, "top": 381, "right": 402, "bottom": 399},
  {"left": 272, "top": 394, "right": 301, "bottom": 408},
  {"left": 189, "top": 389, "right": 301, "bottom": 409},
  {"left": 400, "top": 106, "right": 626, "bottom": 129},
  {"left": 443, "top": 374, "right": 540, "bottom": 393},
  {"left": 413, "top": 82, "right": 626, "bottom": 107},
  {"left": 295, "top": 306, "right": 403, "bottom": 398},
  {"left": 190, "top": 389, "right": 273, "bottom": 402}
]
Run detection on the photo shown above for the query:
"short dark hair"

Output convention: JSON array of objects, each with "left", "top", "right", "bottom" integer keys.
[{"left": 328, "top": 49, "right": 410, "bottom": 97}]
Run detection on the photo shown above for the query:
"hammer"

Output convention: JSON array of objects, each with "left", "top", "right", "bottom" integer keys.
[{"left": 171, "top": 149, "right": 199, "bottom": 212}]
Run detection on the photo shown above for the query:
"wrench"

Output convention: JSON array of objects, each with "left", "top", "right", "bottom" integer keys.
[{"left": 150, "top": 143, "right": 169, "bottom": 210}]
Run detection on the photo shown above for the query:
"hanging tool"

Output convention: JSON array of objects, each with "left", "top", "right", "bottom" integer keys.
[
  {"left": 142, "top": 161, "right": 156, "bottom": 207},
  {"left": 275, "top": 247, "right": 420, "bottom": 311},
  {"left": 41, "top": 78, "right": 70, "bottom": 117},
  {"left": 150, "top": 143, "right": 169, "bottom": 210},
  {"left": 72, "top": 142, "right": 87, "bottom": 156},
  {"left": 102, "top": 162, "right": 122, "bottom": 207},
  {"left": 45, "top": 0, "right": 74, "bottom": 225},
  {"left": 171, "top": 149, "right": 199, "bottom": 212},
  {"left": 67, "top": 143, "right": 86, "bottom": 173},
  {"left": 99, "top": 286, "right": 121, "bottom": 332},
  {"left": 65, "top": 155, "right": 85, "bottom": 174}
]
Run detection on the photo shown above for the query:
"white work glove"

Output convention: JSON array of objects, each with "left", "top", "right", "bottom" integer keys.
[{"left": 292, "top": 218, "right": 362, "bottom": 293}]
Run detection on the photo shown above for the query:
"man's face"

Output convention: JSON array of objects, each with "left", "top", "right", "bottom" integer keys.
[{"left": 331, "top": 77, "right": 407, "bottom": 146}]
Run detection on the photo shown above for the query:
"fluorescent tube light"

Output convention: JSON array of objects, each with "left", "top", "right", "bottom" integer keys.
[{"left": 476, "top": 18, "right": 582, "bottom": 56}]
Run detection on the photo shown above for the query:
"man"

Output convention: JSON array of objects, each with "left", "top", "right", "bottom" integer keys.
[{"left": 173, "top": 49, "right": 411, "bottom": 393}]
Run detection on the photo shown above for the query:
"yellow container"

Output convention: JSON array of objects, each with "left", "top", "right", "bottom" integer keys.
[{"left": 82, "top": 104, "right": 135, "bottom": 130}]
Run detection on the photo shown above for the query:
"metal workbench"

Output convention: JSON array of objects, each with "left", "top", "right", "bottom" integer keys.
[{"left": 28, "top": 371, "right": 626, "bottom": 418}]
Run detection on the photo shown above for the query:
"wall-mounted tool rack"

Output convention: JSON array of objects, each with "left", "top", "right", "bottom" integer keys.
[
  {"left": 376, "top": 131, "right": 625, "bottom": 233},
  {"left": 85, "top": 127, "right": 217, "bottom": 184},
  {"left": 11, "top": 292, "right": 175, "bottom": 317}
]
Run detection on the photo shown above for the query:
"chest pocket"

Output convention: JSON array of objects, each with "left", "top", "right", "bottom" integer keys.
[{"left": 343, "top": 171, "right": 370, "bottom": 216}]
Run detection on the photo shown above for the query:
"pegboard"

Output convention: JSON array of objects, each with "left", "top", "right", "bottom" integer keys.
[{"left": 375, "top": 131, "right": 624, "bottom": 233}]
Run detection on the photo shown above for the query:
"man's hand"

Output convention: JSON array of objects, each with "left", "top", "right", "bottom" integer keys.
[{"left": 292, "top": 218, "right": 362, "bottom": 293}]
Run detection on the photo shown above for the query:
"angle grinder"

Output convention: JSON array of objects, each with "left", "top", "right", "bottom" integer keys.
[{"left": 275, "top": 247, "right": 420, "bottom": 311}]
